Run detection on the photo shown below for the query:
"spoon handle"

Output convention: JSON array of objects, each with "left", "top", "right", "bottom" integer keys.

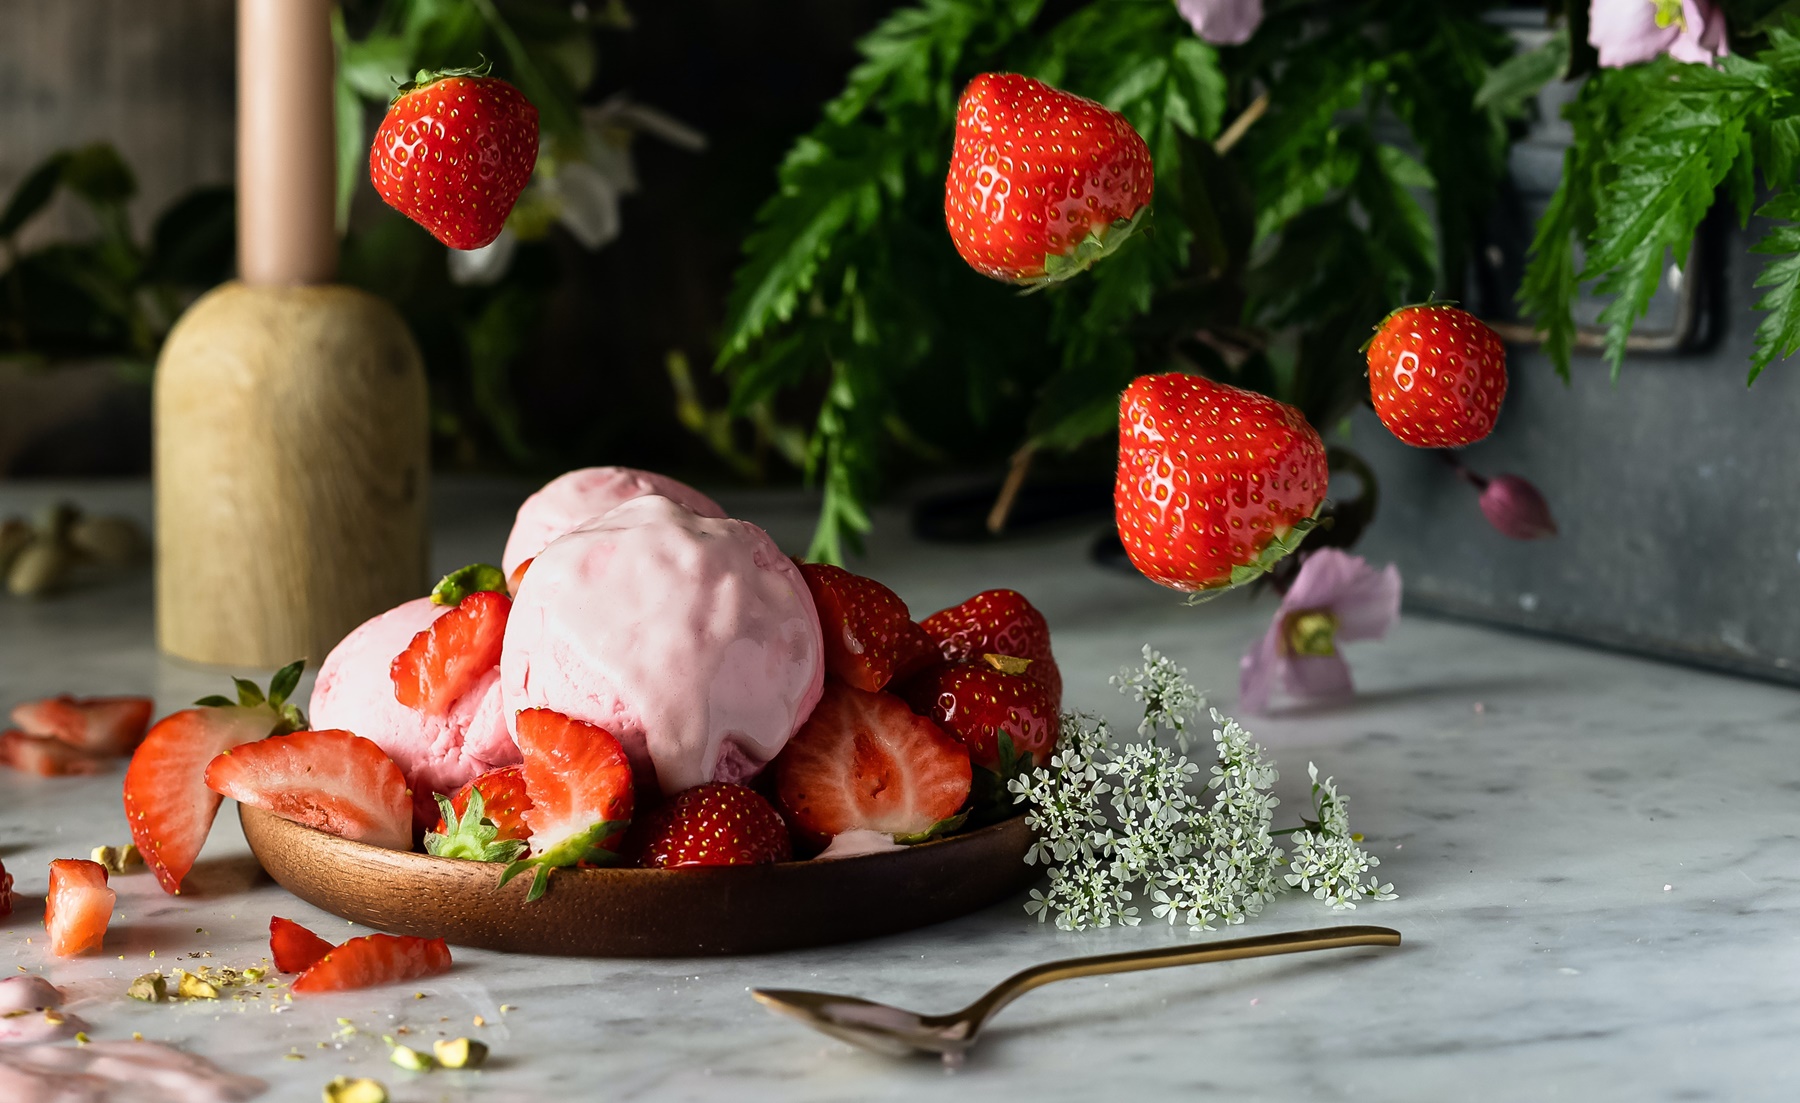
[{"left": 958, "top": 924, "right": 1400, "bottom": 1027}]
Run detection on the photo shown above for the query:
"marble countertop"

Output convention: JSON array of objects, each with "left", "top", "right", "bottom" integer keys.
[{"left": 2, "top": 478, "right": 1796, "bottom": 1102}]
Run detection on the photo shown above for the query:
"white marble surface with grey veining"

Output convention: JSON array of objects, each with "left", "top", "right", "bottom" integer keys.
[{"left": 1, "top": 478, "right": 1796, "bottom": 1102}]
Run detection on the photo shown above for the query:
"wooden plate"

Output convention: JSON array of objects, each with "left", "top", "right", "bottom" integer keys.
[{"left": 240, "top": 806, "right": 1040, "bottom": 957}]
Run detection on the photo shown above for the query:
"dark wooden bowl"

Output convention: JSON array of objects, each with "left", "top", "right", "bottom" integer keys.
[{"left": 240, "top": 806, "right": 1040, "bottom": 957}]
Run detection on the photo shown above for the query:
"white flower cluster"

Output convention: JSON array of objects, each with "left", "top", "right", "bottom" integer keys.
[
  {"left": 1011, "top": 648, "right": 1396, "bottom": 932},
  {"left": 1110, "top": 645, "right": 1204, "bottom": 750}
]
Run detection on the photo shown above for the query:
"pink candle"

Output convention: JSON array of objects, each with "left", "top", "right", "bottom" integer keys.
[{"left": 236, "top": 0, "right": 337, "bottom": 285}]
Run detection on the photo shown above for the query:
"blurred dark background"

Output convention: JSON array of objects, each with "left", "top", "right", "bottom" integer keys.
[{"left": 0, "top": 0, "right": 891, "bottom": 483}]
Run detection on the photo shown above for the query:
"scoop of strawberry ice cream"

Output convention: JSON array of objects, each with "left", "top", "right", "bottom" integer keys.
[
  {"left": 501, "top": 466, "right": 725, "bottom": 578},
  {"left": 310, "top": 597, "right": 520, "bottom": 829},
  {"left": 500, "top": 495, "right": 824, "bottom": 793}
]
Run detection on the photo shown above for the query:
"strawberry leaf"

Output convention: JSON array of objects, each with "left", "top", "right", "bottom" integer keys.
[
  {"left": 424, "top": 789, "right": 526, "bottom": 864},
  {"left": 497, "top": 819, "right": 625, "bottom": 903}
]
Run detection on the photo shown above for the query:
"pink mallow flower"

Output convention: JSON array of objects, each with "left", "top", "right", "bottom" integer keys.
[
  {"left": 1177, "top": 0, "right": 1263, "bottom": 46},
  {"left": 1238, "top": 550, "right": 1400, "bottom": 715},
  {"left": 1588, "top": 0, "right": 1728, "bottom": 68}
]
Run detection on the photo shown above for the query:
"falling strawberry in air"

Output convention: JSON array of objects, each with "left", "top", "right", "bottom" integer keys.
[
  {"left": 1115, "top": 373, "right": 1329, "bottom": 593},
  {"left": 369, "top": 61, "right": 539, "bottom": 250},
  {"left": 944, "top": 72, "right": 1154, "bottom": 285},
  {"left": 1365, "top": 303, "right": 1508, "bottom": 448}
]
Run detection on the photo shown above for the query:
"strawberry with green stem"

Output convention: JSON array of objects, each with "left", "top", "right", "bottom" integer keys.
[
  {"left": 369, "top": 60, "right": 539, "bottom": 251},
  {"left": 1114, "top": 373, "right": 1329, "bottom": 593},
  {"left": 944, "top": 72, "right": 1154, "bottom": 286},
  {"left": 426, "top": 781, "right": 528, "bottom": 864}
]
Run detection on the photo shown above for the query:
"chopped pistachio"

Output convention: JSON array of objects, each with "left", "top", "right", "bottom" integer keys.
[
  {"left": 284, "top": 1052, "right": 305, "bottom": 1061},
  {"left": 389, "top": 1044, "right": 434, "bottom": 1072},
  {"left": 127, "top": 973, "right": 168, "bottom": 1002},
  {"left": 89, "top": 844, "right": 143, "bottom": 874},
  {"left": 74, "top": 1032, "right": 90, "bottom": 1045},
  {"left": 432, "top": 1037, "right": 489, "bottom": 1070},
  {"left": 132, "top": 1033, "right": 143, "bottom": 1041},
  {"left": 242, "top": 967, "right": 267, "bottom": 983},
  {"left": 980, "top": 652, "right": 1033, "bottom": 675},
  {"left": 176, "top": 970, "right": 219, "bottom": 1000},
  {"left": 322, "top": 1076, "right": 389, "bottom": 1103}
]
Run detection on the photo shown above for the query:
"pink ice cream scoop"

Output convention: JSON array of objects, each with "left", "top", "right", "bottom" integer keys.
[
  {"left": 501, "top": 466, "right": 726, "bottom": 578},
  {"left": 310, "top": 597, "right": 520, "bottom": 829},
  {"left": 500, "top": 495, "right": 824, "bottom": 793}
]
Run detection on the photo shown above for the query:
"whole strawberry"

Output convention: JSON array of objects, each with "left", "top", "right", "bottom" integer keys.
[
  {"left": 1115, "top": 373, "right": 1328, "bottom": 592},
  {"left": 918, "top": 589, "right": 1061, "bottom": 709},
  {"left": 901, "top": 658, "right": 1058, "bottom": 775},
  {"left": 945, "top": 72, "right": 1153, "bottom": 285},
  {"left": 635, "top": 783, "right": 792, "bottom": 869},
  {"left": 369, "top": 65, "right": 538, "bottom": 250},
  {"left": 1366, "top": 304, "right": 1508, "bottom": 447}
]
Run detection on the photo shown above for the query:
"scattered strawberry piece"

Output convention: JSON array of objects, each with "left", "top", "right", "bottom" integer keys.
[
  {"left": 11, "top": 696, "right": 153, "bottom": 756},
  {"left": 635, "top": 783, "right": 792, "bottom": 868},
  {"left": 502, "top": 708, "right": 636, "bottom": 900},
  {"left": 901, "top": 660, "right": 1058, "bottom": 774},
  {"left": 0, "top": 858, "right": 12, "bottom": 918},
  {"left": 773, "top": 681, "right": 971, "bottom": 849},
  {"left": 269, "top": 916, "right": 334, "bottom": 974},
  {"left": 945, "top": 72, "right": 1154, "bottom": 285},
  {"left": 1367, "top": 303, "right": 1507, "bottom": 448},
  {"left": 124, "top": 706, "right": 280, "bottom": 895},
  {"left": 432, "top": 765, "right": 532, "bottom": 842},
  {"left": 290, "top": 933, "right": 451, "bottom": 995},
  {"left": 369, "top": 65, "right": 539, "bottom": 250},
  {"left": 1115, "top": 372, "right": 1329, "bottom": 593},
  {"left": 0, "top": 729, "right": 109, "bottom": 776},
  {"left": 391, "top": 589, "right": 510, "bottom": 716},
  {"left": 204, "top": 729, "right": 413, "bottom": 851},
  {"left": 919, "top": 589, "right": 1062, "bottom": 708},
  {"left": 45, "top": 859, "right": 114, "bottom": 957},
  {"left": 797, "top": 563, "right": 938, "bottom": 692}
]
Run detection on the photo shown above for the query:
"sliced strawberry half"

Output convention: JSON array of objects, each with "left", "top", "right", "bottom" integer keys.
[
  {"left": 0, "top": 729, "right": 110, "bottom": 776},
  {"left": 270, "top": 916, "right": 335, "bottom": 974},
  {"left": 635, "top": 783, "right": 792, "bottom": 868},
  {"left": 501, "top": 708, "right": 636, "bottom": 900},
  {"left": 773, "top": 681, "right": 972, "bottom": 849},
  {"left": 290, "top": 933, "right": 451, "bottom": 994},
  {"left": 920, "top": 589, "right": 1062, "bottom": 708},
  {"left": 797, "top": 563, "right": 939, "bottom": 692},
  {"left": 45, "top": 858, "right": 114, "bottom": 957},
  {"left": 391, "top": 589, "right": 510, "bottom": 715},
  {"left": 11, "top": 695, "right": 154, "bottom": 756},
  {"left": 205, "top": 729, "right": 412, "bottom": 851},
  {"left": 125, "top": 706, "right": 283, "bottom": 895},
  {"left": 901, "top": 660, "right": 1059, "bottom": 773}
]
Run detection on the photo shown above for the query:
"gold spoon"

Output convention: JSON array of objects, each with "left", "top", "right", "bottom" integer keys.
[{"left": 753, "top": 924, "right": 1400, "bottom": 1063}]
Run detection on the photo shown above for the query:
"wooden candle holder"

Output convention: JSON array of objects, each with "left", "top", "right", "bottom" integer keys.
[{"left": 155, "top": 0, "right": 429, "bottom": 667}]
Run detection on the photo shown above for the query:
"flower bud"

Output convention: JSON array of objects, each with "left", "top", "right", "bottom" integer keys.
[{"left": 1478, "top": 475, "right": 1557, "bottom": 541}]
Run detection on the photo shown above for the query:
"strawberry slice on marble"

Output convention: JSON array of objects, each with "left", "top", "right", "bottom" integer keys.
[
  {"left": 45, "top": 859, "right": 114, "bottom": 957},
  {"left": 269, "top": 916, "right": 335, "bottom": 974},
  {"left": 290, "top": 933, "right": 451, "bottom": 994},
  {"left": 11, "top": 695, "right": 154, "bottom": 756}
]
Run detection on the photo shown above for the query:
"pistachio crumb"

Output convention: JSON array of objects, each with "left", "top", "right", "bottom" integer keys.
[
  {"left": 471, "top": 1015, "right": 485, "bottom": 1027},
  {"left": 389, "top": 1044, "right": 434, "bottom": 1072},
  {"left": 74, "top": 1032, "right": 90, "bottom": 1045},
  {"left": 412, "top": 992, "right": 426, "bottom": 1000},
  {"left": 432, "top": 1037, "right": 489, "bottom": 1070},
  {"left": 127, "top": 973, "right": 167, "bottom": 1002},
  {"left": 284, "top": 1052, "right": 304, "bottom": 1061},
  {"left": 175, "top": 970, "right": 219, "bottom": 1000},
  {"left": 322, "top": 1076, "right": 389, "bottom": 1103},
  {"left": 132, "top": 1033, "right": 143, "bottom": 1042},
  {"left": 499, "top": 1004, "right": 516, "bottom": 1012}
]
